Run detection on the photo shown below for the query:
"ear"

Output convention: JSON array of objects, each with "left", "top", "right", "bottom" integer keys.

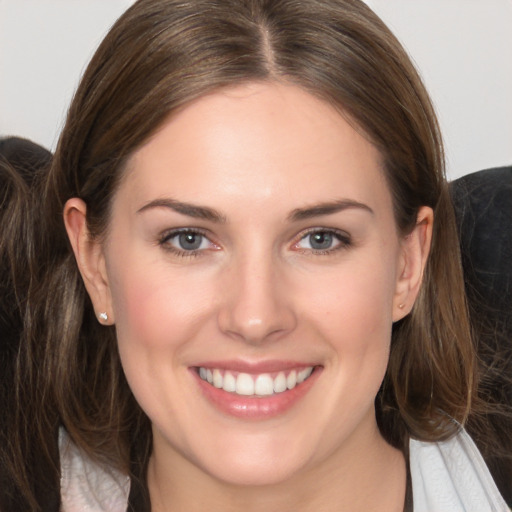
[
  {"left": 63, "top": 198, "right": 114, "bottom": 325},
  {"left": 393, "top": 206, "right": 433, "bottom": 322}
]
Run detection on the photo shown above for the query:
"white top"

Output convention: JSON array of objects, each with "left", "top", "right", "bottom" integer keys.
[
  {"left": 59, "top": 430, "right": 130, "bottom": 512},
  {"left": 410, "top": 429, "right": 509, "bottom": 511},
  {"left": 59, "top": 428, "right": 509, "bottom": 511}
]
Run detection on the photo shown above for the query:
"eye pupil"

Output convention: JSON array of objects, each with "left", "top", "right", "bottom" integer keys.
[
  {"left": 178, "top": 233, "right": 202, "bottom": 250},
  {"left": 309, "top": 232, "right": 333, "bottom": 250}
]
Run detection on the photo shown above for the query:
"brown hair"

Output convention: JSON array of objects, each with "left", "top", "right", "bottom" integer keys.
[{"left": 2, "top": 0, "right": 479, "bottom": 508}]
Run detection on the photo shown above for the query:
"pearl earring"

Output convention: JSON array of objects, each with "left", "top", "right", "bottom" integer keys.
[
  {"left": 98, "top": 312, "right": 108, "bottom": 322},
  {"left": 398, "top": 303, "right": 405, "bottom": 309}
]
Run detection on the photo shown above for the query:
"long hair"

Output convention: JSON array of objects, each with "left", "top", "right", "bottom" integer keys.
[{"left": 2, "top": 0, "right": 479, "bottom": 508}]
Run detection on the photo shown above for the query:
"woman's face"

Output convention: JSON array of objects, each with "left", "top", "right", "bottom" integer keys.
[{"left": 74, "top": 82, "right": 428, "bottom": 486}]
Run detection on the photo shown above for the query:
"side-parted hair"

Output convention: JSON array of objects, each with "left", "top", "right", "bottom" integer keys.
[{"left": 2, "top": 0, "right": 478, "bottom": 509}]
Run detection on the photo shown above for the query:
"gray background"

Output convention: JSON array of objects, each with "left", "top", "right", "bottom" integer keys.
[{"left": 1, "top": 0, "right": 511, "bottom": 179}]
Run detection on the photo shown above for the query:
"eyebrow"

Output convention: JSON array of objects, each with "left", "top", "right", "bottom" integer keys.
[
  {"left": 137, "top": 197, "right": 373, "bottom": 223},
  {"left": 137, "top": 198, "right": 227, "bottom": 223},
  {"left": 287, "top": 199, "right": 374, "bottom": 222}
]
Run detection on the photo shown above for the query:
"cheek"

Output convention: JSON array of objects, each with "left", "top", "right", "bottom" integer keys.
[
  {"left": 105, "top": 259, "right": 218, "bottom": 428},
  {"left": 295, "top": 252, "right": 398, "bottom": 395},
  {"left": 107, "top": 258, "right": 215, "bottom": 354},
  {"left": 301, "top": 259, "right": 397, "bottom": 344}
]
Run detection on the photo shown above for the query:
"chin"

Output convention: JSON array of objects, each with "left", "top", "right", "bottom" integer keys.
[
  {"left": 200, "top": 453, "right": 309, "bottom": 487},
  {"left": 178, "top": 427, "right": 317, "bottom": 488}
]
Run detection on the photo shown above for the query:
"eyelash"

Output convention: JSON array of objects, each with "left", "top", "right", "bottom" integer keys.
[
  {"left": 158, "top": 228, "right": 215, "bottom": 258},
  {"left": 158, "top": 227, "right": 352, "bottom": 258},
  {"left": 292, "top": 228, "right": 352, "bottom": 255}
]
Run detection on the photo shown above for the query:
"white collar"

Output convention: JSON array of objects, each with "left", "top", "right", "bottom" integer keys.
[
  {"left": 410, "top": 427, "right": 509, "bottom": 511},
  {"left": 59, "top": 428, "right": 130, "bottom": 511}
]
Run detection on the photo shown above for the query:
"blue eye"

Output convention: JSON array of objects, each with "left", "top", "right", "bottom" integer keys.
[
  {"left": 295, "top": 230, "right": 350, "bottom": 253},
  {"left": 307, "top": 232, "right": 335, "bottom": 250},
  {"left": 160, "top": 229, "right": 213, "bottom": 254},
  {"left": 175, "top": 232, "right": 205, "bottom": 250}
]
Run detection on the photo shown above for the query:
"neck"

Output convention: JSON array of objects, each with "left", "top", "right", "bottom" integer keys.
[{"left": 147, "top": 419, "right": 407, "bottom": 512}]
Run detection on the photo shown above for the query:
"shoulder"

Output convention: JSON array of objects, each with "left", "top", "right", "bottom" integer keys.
[
  {"left": 59, "top": 429, "right": 130, "bottom": 512},
  {"left": 410, "top": 427, "right": 510, "bottom": 512}
]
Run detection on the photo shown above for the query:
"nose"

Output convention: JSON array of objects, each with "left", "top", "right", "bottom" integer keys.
[{"left": 217, "top": 253, "right": 297, "bottom": 345}]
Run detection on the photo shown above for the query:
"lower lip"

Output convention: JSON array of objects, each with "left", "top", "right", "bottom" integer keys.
[{"left": 191, "top": 367, "right": 321, "bottom": 420}]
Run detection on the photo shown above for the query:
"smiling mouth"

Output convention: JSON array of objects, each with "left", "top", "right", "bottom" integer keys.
[{"left": 196, "top": 367, "right": 315, "bottom": 397}]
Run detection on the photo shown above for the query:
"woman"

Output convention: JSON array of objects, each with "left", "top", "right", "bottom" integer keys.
[{"left": 1, "top": 0, "right": 508, "bottom": 510}]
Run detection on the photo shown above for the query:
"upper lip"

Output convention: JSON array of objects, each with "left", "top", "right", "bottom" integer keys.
[{"left": 192, "top": 359, "right": 320, "bottom": 374}]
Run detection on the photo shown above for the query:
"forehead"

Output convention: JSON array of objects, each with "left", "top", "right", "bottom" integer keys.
[{"left": 120, "top": 82, "right": 391, "bottom": 218}]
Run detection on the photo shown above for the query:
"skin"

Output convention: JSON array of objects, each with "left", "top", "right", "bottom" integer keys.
[{"left": 65, "top": 82, "right": 433, "bottom": 511}]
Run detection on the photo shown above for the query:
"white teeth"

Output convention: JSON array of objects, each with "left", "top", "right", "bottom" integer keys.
[
  {"left": 213, "top": 369, "right": 223, "bottom": 388},
  {"left": 198, "top": 366, "right": 314, "bottom": 396},
  {"left": 297, "top": 367, "right": 313, "bottom": 383},
  {"left": 286, "top": 370, "right": 297, "bottom": 389},
  {"left": 236, "top": 373, "right": 255, "bottom": 395},
  {"left": 254, "top": 374, "right": 274, "bottom": 396},
  {"left": 273, "top": 372, "right": 287, "bottom": 393},
  {"left": 223, "top": 371, "right": 236, "bottom": 392}
]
